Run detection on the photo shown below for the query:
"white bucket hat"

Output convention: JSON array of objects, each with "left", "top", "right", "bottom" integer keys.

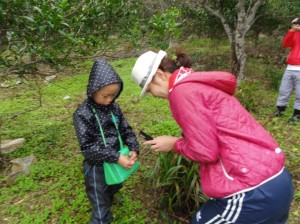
[{"left": 131, "top": 50, "right": 167, "bottom": 97}]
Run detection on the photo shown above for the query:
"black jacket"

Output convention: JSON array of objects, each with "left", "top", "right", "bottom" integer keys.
[{"left": 73, "top": 59, "right": 139, "bottom": 166}]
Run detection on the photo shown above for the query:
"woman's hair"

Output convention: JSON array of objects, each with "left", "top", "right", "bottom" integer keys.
[{"left": 158, "top": 49, "right": 192, "bottom": 73}]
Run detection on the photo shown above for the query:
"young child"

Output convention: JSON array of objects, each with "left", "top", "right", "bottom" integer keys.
[{"left": 73, "top": 59, "right": 139, "bottom": 224}]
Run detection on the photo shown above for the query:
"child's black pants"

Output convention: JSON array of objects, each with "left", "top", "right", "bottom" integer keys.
[{"left": 83, "top": 161, "right": 122, "bottom": 224}]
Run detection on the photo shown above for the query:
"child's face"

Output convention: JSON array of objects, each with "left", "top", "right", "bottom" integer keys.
[{"left": 92, "top": 83, "right": 119, "bottom": 106}]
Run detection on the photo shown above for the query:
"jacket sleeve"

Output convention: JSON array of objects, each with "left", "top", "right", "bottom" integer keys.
[
  {"left": 169, "top": 84, "right": 220, "bottom": 163},
  {"left": 116, "top": 106, "right": 140, "bottom": 154},
  {"left": 73, "top": 109, "right": 120, "bottom": 163},
  {"left": 282, "top": 30, "right": 295, "bottom": 48}
]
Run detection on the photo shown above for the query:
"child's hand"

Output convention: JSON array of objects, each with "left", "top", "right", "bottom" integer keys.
[
  {"left": 117, "top": 155, "right": 135, "bottom": 169},
  {"left": 129, "top": 151, "right": 138, "bottom": 162}
]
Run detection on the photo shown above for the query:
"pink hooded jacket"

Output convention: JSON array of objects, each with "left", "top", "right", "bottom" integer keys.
[{"left": 168, "top": 69, "right": 285, "bottom": 198}]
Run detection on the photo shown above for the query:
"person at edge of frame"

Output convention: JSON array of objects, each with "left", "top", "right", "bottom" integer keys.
[{"left": 274, "top": 17, "right": 300, "bottom": 122}]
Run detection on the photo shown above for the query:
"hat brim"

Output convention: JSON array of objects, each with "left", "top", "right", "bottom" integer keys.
[{"left": 140, "top": 50, "right": 167, "bottom": 97}]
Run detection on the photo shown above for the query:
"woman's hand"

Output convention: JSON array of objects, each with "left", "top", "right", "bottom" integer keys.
[{"left": 144, "top": 135, "right": 179, "bottom": 152}]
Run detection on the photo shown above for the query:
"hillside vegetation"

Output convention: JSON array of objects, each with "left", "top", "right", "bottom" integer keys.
[{"left": 0, "top": 38, "right": 299, "bottom": 223}]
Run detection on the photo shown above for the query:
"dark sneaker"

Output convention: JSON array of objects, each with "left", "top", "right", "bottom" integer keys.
[
  {"left": 274, "top": 110, "right": 282, "bottom": 117},
  {"left": 274, "top": 106, "right": 286, "bottom": 117},
  {"left": 288, "top": 115, "right": 300, "bottom": 123}
]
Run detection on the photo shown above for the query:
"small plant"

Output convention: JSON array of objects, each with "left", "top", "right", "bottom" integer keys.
[
  {"left": 235, "top": 79, "right": 260, "bottom": 112},
  {"left": 264, "top": 65, "right": 283, "bottom": 90},
  {"left": 148, "top": 7, "right": 183, "bottom": 49},
  {"left": 149, "top": 153, "right": 207, "bottom": 219}
]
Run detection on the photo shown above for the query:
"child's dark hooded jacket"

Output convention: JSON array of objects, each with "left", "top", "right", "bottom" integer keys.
[{"left": 73, "top": 59, "right": 139, "bottom": 166}]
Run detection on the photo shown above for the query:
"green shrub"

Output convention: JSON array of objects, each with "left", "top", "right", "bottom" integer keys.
[
  {"left": 235, "top": 80, "right": 260, "bottom": 112},
  {"left": 264, "top": 65, "right": 284, "bottom": 90},
  {"left": 149, "top": 153, "right": 207, "bottom": 218}
]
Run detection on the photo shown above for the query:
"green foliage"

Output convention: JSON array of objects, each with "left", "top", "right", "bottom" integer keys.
[
  {"left": 264, "top": 65, "right": 284, "bottom": 90},
  {"left": 1, "top": 38, "right": 300, "bottom": 223},
  {"left": 148, "top": 7, "right": 183, "bottom": 49},
  {"left": 268, "top": 0, "right": 300, "bottom": 20},
  {"left": 1, "top": 0, "right": 296, "bottom": 82},
  {"left": 0, "top": 57, "right": 176, "bottom": 223},
  {"left": 150, "top": 153, "right": 207, "bottom": 217},
  {"left": 179, "top": 0, "right": 269, "bottom": 38},
  {"left": 111, "top": 191, "right": 151, "bottom": 224},
  {"left": 235, "top": 80, "right": 261, "bottom": 112},
  {"left": 0, "top": 0, "right": 142, "bottom": 77}
]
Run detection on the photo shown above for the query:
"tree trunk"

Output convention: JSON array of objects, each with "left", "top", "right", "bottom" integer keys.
[
  {"left": 230, "top": 40, "right": 239, "bottom": 77},
  {"left": 235, "top": 0, "right": 247, "bottom": 81},
  {"left": 197, "top": 0, "right": 264, "bottom": 80},
  {"left": 235, "top": 34, "right": 247, "bottom": 81},
  {"left": 229, "top": 31, "right": 247, "bottom": 81},
  {"left": 0, "top": 29, "right": 7, "bottom": 52}
]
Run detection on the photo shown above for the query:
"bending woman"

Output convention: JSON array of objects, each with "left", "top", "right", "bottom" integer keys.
[{"left": 131, "top": 50, "right": 294, "bottom": 223}]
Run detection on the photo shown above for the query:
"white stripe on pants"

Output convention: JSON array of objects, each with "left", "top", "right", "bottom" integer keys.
[{"left": 205, "top": 193, "right": 245, "bottom": 224}]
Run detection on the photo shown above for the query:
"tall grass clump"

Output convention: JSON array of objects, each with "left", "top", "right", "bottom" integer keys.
[
  {"left": 235, "top": 79, "right": 261, "bottom": 113},
  {"left": 264, "top": 65, "right": 284, "bottom": 90},
  {"left": 150, "top": 153, "right": 207, "bottom": 219}
]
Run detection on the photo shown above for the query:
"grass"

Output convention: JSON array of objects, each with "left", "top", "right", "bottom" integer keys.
[
  {"left": 0, "top": 57, "right": 174, "bottom": 223},
  {"left": 0, "top": 38, "right": 300, "bottom": 223}
]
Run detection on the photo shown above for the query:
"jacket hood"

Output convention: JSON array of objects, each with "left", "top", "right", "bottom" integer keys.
[
  {"left": 87, "top": 59, "right": 123, "bottom": 99},
  {"left": 170, "top": 69, "right": 236, "bottom": 95}
]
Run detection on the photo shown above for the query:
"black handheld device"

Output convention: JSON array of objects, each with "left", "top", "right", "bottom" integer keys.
[{"left": 139, "top": 131, "right": 153, "bottom": 141}]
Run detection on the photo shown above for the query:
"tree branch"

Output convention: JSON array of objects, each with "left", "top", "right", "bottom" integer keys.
[
  {"left": 198, "top": 1, "right": 233, "bottom": 41},
  {"left": 245, "top": 0, "right": 265, "bottom": 30}
]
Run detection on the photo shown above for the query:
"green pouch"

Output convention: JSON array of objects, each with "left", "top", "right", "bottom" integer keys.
[
  {"left": 92, "top": 107, "right": 140, "bottom": 185},
  {"left": 103, "top": 146, "right": 140, "bottom": 185}
]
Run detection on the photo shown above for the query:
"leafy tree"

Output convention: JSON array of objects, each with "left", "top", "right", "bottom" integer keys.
[
  {"left": 192, "top": 0, "right": 266, "bottom": 80},
  {"left": 128, "top": 1, "right": 185, "bottom": 50},
  {"left": 148, "top": 7, "right": 183, "bottom": 49},
  {"left": 175, "top": 0, "right": 300, "bottom": 80},
  {"left": 250, "top": 0, "right": 300, "bottom": 43},
  {"left": 0, "top": 0, "right": 142, "bottom": 79}
]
